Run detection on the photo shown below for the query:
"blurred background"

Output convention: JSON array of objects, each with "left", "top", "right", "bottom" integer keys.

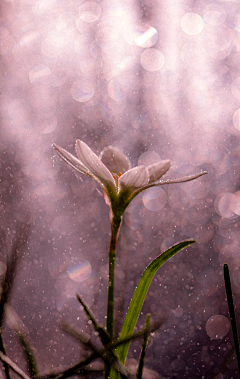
[{"left": 1, "top": 0, "right": 240, "bottom": 378}]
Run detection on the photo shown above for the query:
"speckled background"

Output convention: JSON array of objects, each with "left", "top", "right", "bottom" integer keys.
[{"left": 1, "top": 1, "right": 240, "bottom": 378}]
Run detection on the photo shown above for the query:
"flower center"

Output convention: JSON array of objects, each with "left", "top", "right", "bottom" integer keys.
[{"left": 112, "top": 172, "right": 122, "bottom": 191}]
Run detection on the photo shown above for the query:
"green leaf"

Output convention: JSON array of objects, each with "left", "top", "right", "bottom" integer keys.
[
  {"left": 136, "top": 313, "right": 151, "bottom": 379},
  {"left": 109, "top": 239, "right": 195, "bottom": 379}
]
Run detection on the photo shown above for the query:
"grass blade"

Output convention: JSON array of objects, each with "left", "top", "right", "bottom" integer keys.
[
  {"left": 223, "top": 263, "right": 240, "bottom": 375},
  {"left": 0, "top": 352, "right": 31, "bottom": 379},
  {"left": 77, "top": 294, "right": 111, "bottom": 346},
  {"left": 110, "top": 239, "right": 195, "bottom": 379},
  {"left": 136, "top": 313, "right": 151, "bottom": 379},
  {"left": 0, "top": 221, "right": 31, "bottom": 379}
]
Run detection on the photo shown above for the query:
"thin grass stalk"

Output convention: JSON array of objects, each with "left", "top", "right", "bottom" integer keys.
[
  {"left": 136, "top": 314, "right": 151, "bottom": 379},
  {"left": 223, "top": 263, "right": 240, "bottom": 375}
]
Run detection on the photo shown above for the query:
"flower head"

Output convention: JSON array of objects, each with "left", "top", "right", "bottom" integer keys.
[{"left": 53, "top": 140, "right": 207, "bottom": 218}]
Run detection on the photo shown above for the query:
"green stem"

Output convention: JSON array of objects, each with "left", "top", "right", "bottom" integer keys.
[
  {"left": 223, "top": 264, "right": 240, "bottom": 375},
  {"left": 105, "top": 215, "right": 121, "bottom": 378}
]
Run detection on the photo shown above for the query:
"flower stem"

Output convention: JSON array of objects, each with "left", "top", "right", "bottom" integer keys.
[{"left": 105, "top": 215, "right": 121, "bottom": 378}]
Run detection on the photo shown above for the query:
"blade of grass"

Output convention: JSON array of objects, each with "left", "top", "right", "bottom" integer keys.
[
  {"left": 61, "top": 321, "right": 129, "bottom": 378},
  {"left": 5, "top": 305, "right": 38, "bottom": 378},
  {"left": 0, "top": 221, "right": 31, "bottom": 379},
  {"left": 18, "top": 333, "right": 38, "bottom": 378},
  {"left": 42, "top": 352, "right": 99, "bottom": 379},
  {"left": 61, "top": 317, "right": 163, "bottom": 379},
  {"left": 62, "top": 317, "right": 162, "bottom": 359},
  {"left": 0, "top": 351, "right": 31, "bottom": 379},
  {"left": 136, "top": 313, "right": 151, "bottom": 379},
  {"left": 223, "top": 263, "right": 240, "bottom": 375},
  {"left": 110, "top": 239, "right": 195, "bottom": 379},
  {"left": 77, "top": 294, "right": 111, "bottom": 346}
]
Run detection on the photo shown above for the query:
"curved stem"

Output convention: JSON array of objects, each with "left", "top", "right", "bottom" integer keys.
[{"left": 105, "top": 215, "right": 122, "bottom": 378}]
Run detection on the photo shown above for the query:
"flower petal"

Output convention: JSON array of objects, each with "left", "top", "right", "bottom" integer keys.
[
  {"left": 75, "top": 140, "right": 116, "bottom": 189},
  {"left": 119, "top": 165, "right": 149, "bottom": 190},
  {"left": 100, "top": 146, "right": 131, "bottom": 174},
  {"left": 53, "top": 143, "right": 90, "bottom": 176},
  {"left": 147, "top": 160, "right": 170, "bottom": 183}
]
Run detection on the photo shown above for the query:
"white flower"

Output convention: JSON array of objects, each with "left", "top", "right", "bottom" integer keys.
[{"left": 53, "top": 140, "right": 207, "bottom": 218}]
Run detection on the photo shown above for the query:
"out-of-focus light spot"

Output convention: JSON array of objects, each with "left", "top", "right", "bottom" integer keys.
[
  {"left": 231, "top": 77, "right": 240, "bottom": 100},
  {"left": 33, "top": 0, "right": 57, "bottom": 16},
  {"left": 220, "top": 243, "right": 237, "bottom": 259},
  {"left": 187, "top": 202, "right": 210, "bottom": 226},
  {"left": 180, "top": 42, "right": 201, "bottom": 65},
  {"left": 50, "top": 67, "right": 68, "bottom": 87},
  {"left": 218, "top": 218, "right": 240, "bottom": 241},
  {"left": 142, "top": 187, "right": 167, "bottom": 212},
  {"left": 71, "top": 78, "right": 94, "bottom": 102},
  {"left": 119, "top": 56, "right": 136, "bottom": 71},
  {"left": 41, "top": 35, "right": 63, "bottom": 58},
  {"left": 233, "top": 108, "right": 240, "bottom": 131},
  {"left": 181, "top": 13, "right": 204, "bottom": 36},
  {"left": 32, "top": 182, "right": 66, "bottom": 201},
  {"left": 125, "top": 204, "right": 143, "bottom": 230},
  {"left": 108, "top": 77, "right": 125, "bottom": 101},
  {"left": 15, "top": 3, "right": 34, "bottom": 21},
  {"left": 80, "top": 57, "right": 97, "bottom": 77},
  {"left": 102, "top": 42, "right": 123, "bottom": 65},
  {"left": 207, "top": 30, "right": 232, "bottom": 60},
  {"left": 74, "top": 33, "right": 90, "bottom": 55},
  {"left": 135, "top": 26, "right": 158, "bottom": 48},
  {"left": 214, "top": 193, "right": 239, "bottom": 219},
  {"left": 71, "top": 179, "right": 95, "bottom": 198},
  {"left": 20, "top": 31, "right": 41, "bottom": 49},
  {"left": 80, "top": 273, "right": 101, "bottom": 295},
  {"left": 67, "top": 260, "right": 91, "bottom": 283},
  {"left": 203, "top": 4, "right": 226, "bottom": 26},
  {"left": 192, "top": 73, "right": 215, "bottom": 91},
  {"left": 56, "top": 11, "right": 76, "bottom": 32},
  {"left": 123, "top": 24, "right": 157, "bottom": 47},
  {"left": 231, "top": 191, "right": 240, "bottom": 215},
  {"left": 206, "top": 315, "right": 230, "bottom": 339},
  {"left": 172, "top": 307, "right": 184, "bottom": 317},
  {"left": 101, "top": 94, "right": 125, "bottom": 119},
  {"left": 138, "top": 151, "right": 161, "bottom": 166},
  {"left": 140, "top": 48, "right": 164, "bottom": 72},
  {"left": 78, "top": 2, "right": 101, "bottom": 23},
  {"left": 95, "top": 25, "right": 119, "bottom": 55},
  {"left": 52, "top": 183, "right": 67, "bottom": 201},
  {"left": 29, "top": 65, "right": 51, "bottom": 84},
  {"left": 55, "top": 273, "right": 80, "bottom": 298},
  {"left": 159, "top": 70, "right": 182, "bottom": 96},
  {"left": 41, "top": 116, "right": 57, "bottom": 134}
]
